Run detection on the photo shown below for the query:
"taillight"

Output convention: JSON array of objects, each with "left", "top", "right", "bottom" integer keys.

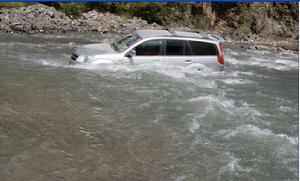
[{"left": 218, "top": 43, "right": 224, "bottom": 65}]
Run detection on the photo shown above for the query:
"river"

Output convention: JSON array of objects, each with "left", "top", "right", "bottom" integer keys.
[{"left": 0, "top": 33, "right": 298, "bottom": 181}]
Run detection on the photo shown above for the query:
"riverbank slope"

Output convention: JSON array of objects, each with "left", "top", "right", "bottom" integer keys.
[{"left": 0, "top": 3, "right": 298, "bottom": 51}]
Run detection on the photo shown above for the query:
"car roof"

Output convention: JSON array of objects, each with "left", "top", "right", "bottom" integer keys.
[{"left": 135, "top": 29, "right": 224, "bottom": 43}]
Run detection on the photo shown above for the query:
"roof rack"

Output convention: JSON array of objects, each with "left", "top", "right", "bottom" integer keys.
[
  {"left": 205, "top": 34, "right": 225, "bottom": 42},
  {"left": 163, "top": 28, "right": 175, "bottom": 35},
  {"left": 148, "top": 29, "right": 225, "bottom": 42},
  {"left": 169, "top": 28, "right": 225, "bottom": 42},
  {"left": 185, "top": 30, "right": 225, "bottom": 42}
]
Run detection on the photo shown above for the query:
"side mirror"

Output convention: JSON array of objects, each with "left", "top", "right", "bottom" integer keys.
[{"left": 125, "top": 49, "right": 136, "bottom": 58}]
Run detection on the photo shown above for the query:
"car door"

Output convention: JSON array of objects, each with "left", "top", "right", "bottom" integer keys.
[
  {"left": 125, "top": 39, "right": 163, "bottom": 65},
  {"left": 159, "top": 39, "right": 194, "bottom": 66},
  {"left": 188, "top": 40, "right": 219, "bottom": 69}
]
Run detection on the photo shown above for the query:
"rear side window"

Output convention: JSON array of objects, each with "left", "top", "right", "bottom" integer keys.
[
  {"left": 165, "top": 40, "right": 193, "bottom": 56},
  {"left": 166, "top": 40, "right": 184, "bottom": 56},
  {"left": 189, "top": 41, "right": 218, "bottom": 55},
  {"left": 135, "top": 40, "right": 163, "bottom": 56}
]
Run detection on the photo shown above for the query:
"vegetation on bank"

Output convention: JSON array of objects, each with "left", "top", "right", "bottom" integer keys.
[
  {"left": 49, "top": 2, "right": 299, "bottom": 40},
  {"left": 0, "top": 2, "right": 298, "bottom": 41},
  {"left": 0, "top": 2, "right": 30, "bottom": 8}
]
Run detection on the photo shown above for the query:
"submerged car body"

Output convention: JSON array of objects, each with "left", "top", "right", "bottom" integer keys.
[{"left": 70, "top": 29, "right": 225, "bottom": 70}]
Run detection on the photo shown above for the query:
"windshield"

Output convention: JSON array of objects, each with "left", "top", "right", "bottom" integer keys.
[{"left": 111, "top": 34, "right": 141, "bottom": 53}]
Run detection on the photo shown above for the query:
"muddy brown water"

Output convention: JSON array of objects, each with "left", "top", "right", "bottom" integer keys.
[{"left": 0, "top": 33, "right": 298, "bottom": 181}]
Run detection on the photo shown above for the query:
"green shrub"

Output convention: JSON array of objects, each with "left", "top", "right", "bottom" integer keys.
[
  {"left": 130, "top": 3, "right": 165, "bottom": 24},
  {"left": 56, "top": 3, "right": 86, "bottom": 19}
]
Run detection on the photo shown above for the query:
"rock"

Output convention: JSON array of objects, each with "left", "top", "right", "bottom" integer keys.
[
  {"left": 76, "top": 10, "right": 160, "bottom": 35},
  {"left": 0, "top": 4, "right": 79, "bottom": 34},
  {"left": 277, "top": 41, "right": 299, "bottom": 51},
  {"left": 47, "top": 11, "right": 54, "bottom": 18}
]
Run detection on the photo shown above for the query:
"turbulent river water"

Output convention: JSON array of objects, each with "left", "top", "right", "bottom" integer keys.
[{"left": 0, "top": 33, "right": 298, "bottom": 181}]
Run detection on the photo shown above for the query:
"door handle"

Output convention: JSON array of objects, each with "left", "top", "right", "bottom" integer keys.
[{"left": 185, "top": 59, "right": 192, "bottom": 63}]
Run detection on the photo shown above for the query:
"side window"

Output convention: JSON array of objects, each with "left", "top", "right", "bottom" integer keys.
[
  {"left": 166, "top": 40, "right": 184, "bottom": 56},
  {"left": 135, "top": 40, "right": 163, "bottom": 56},
  {"left": 189, "top": 41, "right": 218, "bottom": 56}
]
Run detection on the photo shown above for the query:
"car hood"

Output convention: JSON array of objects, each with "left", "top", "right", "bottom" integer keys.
[{"left": 75, "top": 43, "right": 116, "bottom": 56}]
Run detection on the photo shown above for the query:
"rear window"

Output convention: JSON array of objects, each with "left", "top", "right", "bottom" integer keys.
[{"left": 189, "top": 41, "right": 218, "bottom": 56}]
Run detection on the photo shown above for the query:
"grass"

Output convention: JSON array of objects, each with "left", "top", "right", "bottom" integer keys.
[{"left": 0, "top": 2, "right": 33, "bottom": 8}]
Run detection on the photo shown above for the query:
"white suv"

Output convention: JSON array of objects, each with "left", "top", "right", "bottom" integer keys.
[{"left": 71, "top": 29, "right": 225, "bottom": 70}]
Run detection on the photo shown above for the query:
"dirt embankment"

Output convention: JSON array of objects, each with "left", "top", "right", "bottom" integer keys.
[{"left": 154, "top": 2, "right": 298, "bottom": 51}]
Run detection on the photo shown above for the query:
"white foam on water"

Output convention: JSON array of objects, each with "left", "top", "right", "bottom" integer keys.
[
  {"left": 189, "top": 79, "right": 217, "bottom": 89},
  {"left": 222, "top": 70, "right": 256, "bottom": 79},
  {"left": 237, "top": 103, "right": 265, "bottom": 118},
  {"left": 226, "top": 51, "right": 298, "bottom": 71},
  {"left": 222, "top": 124, "right": 271, "bottom": 138},
  {"left": 18, "top": 55, "right": 63, "bottom": 67},
  {"left": 226, "top": 158, "right": 239, "bottom": 172},
  {"left": 238, "top": 71, "right": 254, "bottom": 76},
  {"left": 184, "top": 91, "right": 264, "bottom": 127},
  {"left": 150, "top": 62, "right": 222, "bottom": 80},
  {"left": 220, "top": 153, "right": 240, "bottom": 173},
  {"left": 72, "top": 61, "right": 222, "bottom": 83},
  {"left": 254, "top": 58, "right": 299, "bottom": 71},
  {"left": 33, "top": 34, "right": 71, "bottom": 39},
  {"left": 175, "top": 175, "right": 186, "bottom": 181},
  {"left": 189, "top": 95, "right": 235, "bottom": 110},
  {"left": 247, "top": 49, "right": 274, "bottom": 55},
  {"left": 88, "top": 93, "right": 101, "bottom": 102},
  {"left": 278, "top": 106, "right": 293, "bottom": 113},
  {"left": 187, "top": 102, "right": 216, "bottom": 136},
  {"left": 187, "top": 93, "right": 252, "bottom": 125},
  {"left": 0, "top": 41, "right": 77, "bottom": 48},
  {"left": 36, "top": 59, "right": 67, "bottom": 67},
  {"left": 230, "top": 51, "right": 239, "bottom": 56},
  {"left": 221, "top": 78, "right": 253, "bottom": 85},
  {"left": 153, "top": 63, "right": 186, "bottom": 79},
  {"left": 277, "top": 134, "right": 299, "bottom": 145},
  {"left": 152, "top": 114, "right": 165, "bottom": 123},
  {"left": 225, "top": 57, "right": 242, "bottom": 65},
  {"left": 278, "top": 51, "right": 299, "bottom": 60},
  {"left": 219, "top": 153, "right": 254, "bottom": 179},
  {"left": 78, "top": 125, "right": 98, "bottom": 140},
  {"left": 189, "top": 119, "right": 201, "bottom": 134},
  {"left": 70, "top": 63, "right": 148, "bottom": 79},
  {"left": 241, "top": 101, "right": 252, "bottom": 107},
  {"left": 220, "top": 124, "right": 298, "bottom": 145},
  {"left": 218, "top": 152, "right": 253, "bottom": 176}
]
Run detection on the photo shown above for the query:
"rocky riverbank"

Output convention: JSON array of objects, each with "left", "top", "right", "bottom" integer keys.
[
  {"left": 0, "top": 4, "right": 160, "bottom": 34},
  {"left": 0, "top": 4, "right": 298, "bottom": 51}
]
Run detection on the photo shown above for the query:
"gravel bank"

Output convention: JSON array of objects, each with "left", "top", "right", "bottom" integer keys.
[{"left": 0, "top": 4, "right": 160, "bottom": 34}]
